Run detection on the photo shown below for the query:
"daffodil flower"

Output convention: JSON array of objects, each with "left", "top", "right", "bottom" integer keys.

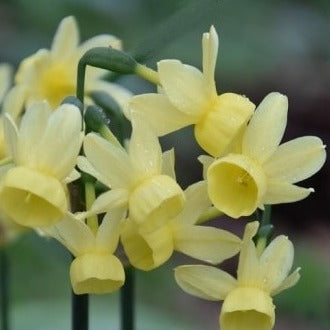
[
  {"left": 204, "top": 92, "right": 326, "bottom": 218},
  {"left": 129, "top": 26, "right": 255, "bottom": 157},
  {"left": 78, "top": 113, "right": 185, "bottom": 233},
  {"left": 121, "top": 181, "right": 242, "bottom": 271},
  {"left": 42, "top": 209, "right": 125, "bottom": 295},
  {"left": 15, "top": 16, "right": 132, "bottom": 109},
  {"left": 0, "top": 101, "right": 83, "bottom": 227},
  {"left": 175, "top": 221, "right": 300, "bottom": 330}
]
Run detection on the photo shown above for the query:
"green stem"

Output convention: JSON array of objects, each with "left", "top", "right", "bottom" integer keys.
[
  {"left": 0, "top": 248, "right": 9, "bottom": 330},
  {"left": 85, "top": 181, "right": 98, "bottom": 235},
  {"left": 72, "top": 291, "right": 89, "bottom": 330},
  {"left": 256, "top": 205, "right": 272, "bottom": 255},
  {"left": 135, "top": 64, "right": 160, "bottom": 85},
  {"left": 121, "top": 267, "right": 135, "bottom": 330}
]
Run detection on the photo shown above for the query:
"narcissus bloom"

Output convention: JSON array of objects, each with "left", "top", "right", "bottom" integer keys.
[
  {"left": 121, "top": 181, "right": 242, "bottom": 271},
  {"left": 42, "top": 210, "right": 125, "bottom": 294},
  {"left": 205, "top": 92, "right": 326, "bottom": 218},
  {"left": 78, "top": 113, "right": 185, "bottom": 232},
  {"left": 0, "top": 101, "right": 83, "bottom": 227},
  {"left": 129, "top": 26, "right": 255, "bottom": 157},
  {"left": 175, "top": 221, "right": 300, "bottom": 330},
  {"left": 15, "top": 16, "right": 132, "bottom": 108}
]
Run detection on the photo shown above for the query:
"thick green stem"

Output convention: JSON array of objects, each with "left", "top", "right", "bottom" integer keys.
[
  {"left": 121, "top": 267, "right": 135, "bottom": 330},
  {"left": 0, "top": 248, "right": 9, "bottom": 330},
  {"left": 72, "top": 291, "right": 89, "bottom": 330}
]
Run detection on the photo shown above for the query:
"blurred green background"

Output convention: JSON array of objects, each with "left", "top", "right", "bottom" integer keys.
[{"left": 0, "top": 0, "right": 329, "bottom": 329}]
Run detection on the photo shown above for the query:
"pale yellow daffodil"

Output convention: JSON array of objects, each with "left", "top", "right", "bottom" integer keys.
[
  {"left": 0, "top": 101, "right": 83, "bottom": 227},
  {"left": 204, "top": 92, "right": 326, "bottom": 218},
  {"left": 121, "top": 181, "right": 242, "bottom": 271},
  {"left": 42, "top": 209, "right": 125, "bottom": 294},
  {"left": 129, "top": 26, "right": 255, "bottom": 157},
  {"left": 78, "top": 113, "right": 185, "bottom": 233},
  {"left": 15, "top": 16, "right": 132, "bottom": 109},
  {"left": 175, "top": 221, "right": 300, "bottom": 330}
]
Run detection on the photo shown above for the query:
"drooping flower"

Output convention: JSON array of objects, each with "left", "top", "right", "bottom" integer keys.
[
  {"left": 0, "top": 101, "right": 83, "bottom": 227},
  {"left": 121, "top": 180, "right": 242, "bottom": 271},
  {"left": 78, "top": 113, "right": 185, "bottom": 233},
  {"left": 129, "top": 26, "right": 255, "bottom": 157},
  {"left": 175, "top": 221, "right": 300, "bottom": 330},
  {"left": 15, "top": 16, "right": 132, "bottom": 109},
  {"left": 42, "top": 210, "right": 125, "bottom": 294},
  {"left": 204, "top": 92, "right": 326, "bottom": 218}
]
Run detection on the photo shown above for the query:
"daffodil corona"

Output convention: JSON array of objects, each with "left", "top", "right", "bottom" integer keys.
[
  {"left": 129, "top": 26, "right": 255, "bottom": 157},
  {"left": 0, "top": 101, "right": 83, "bottom": 227},
  {"left": 175, "top": 221, "right": 300, "bottom": 330},
  {"left": 15, "top": 16, "right": 132, "bottom": 109},
  {"left": 205, "top": 92, "right": 326, "bottom": 218}
]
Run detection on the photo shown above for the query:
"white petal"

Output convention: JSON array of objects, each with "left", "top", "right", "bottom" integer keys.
[
  {"left": 173, "top": 225, "right": 241, "bottom": 264},
  {"left": 259, "top": 235, "right": 294, "bottom": 293},
  {"left": 158, "top": 60, "right": 209, "bottom": 118},
  {"left": 0, "top": 63, "right": 13, "bottom": 104},
  {"left": 96, "top": 207, "right": 126, "bottom": 252},
  {"left": 175, "top": 181, "right": 211, "bottom": 226},
  {"left": 64, "top": 169, "right": 81, "bottom": 184},
  {"left": 264, "top": 136, "right": 326, "bottom": 183},
  {"left": 51, "top": 16, "right": 79, "bottom": 59},
  {"left": 36, "top": 104, "right": 82, "bottom": 179},
  {"left": 175, "top": 265, "right": 237, "bottom": 301},
  {"left": 129, "top": 112, "right": 162, "bottom": 177},
  {"left": 242, "top": 92, "right": 288, "bottom": 163},
  {"left": 129, "top": 94, "right": 193, "bottom": 136},
  {"left": 2, "top": 86, "right": 26, "bottom": 119},
  {"left": 161, "top": 148, "right": 176, "bottom": 180},
  {"left": 263, "top": 180, "right": 313, "bottom": 205},
  {"left": 198, "top": 155, "right": 215, "bottom": 179},
  {"left": 202, "top": 25, "right": 218, "bottom": 97},
  {"left": 3, "top": 113, "right": 18, "bottom": 162},
  {"left": 83, "top": 133, "right": 135, "bottom": 189}
]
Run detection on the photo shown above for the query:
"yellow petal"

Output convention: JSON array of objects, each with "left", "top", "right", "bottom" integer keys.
[
  {"left": 174, "top": 265, "right": 237, "bottom": 301},
  {"left": 0, "top": 166, "right": 67, "bottom": 227},
  {"left": 129, "top": 112, "right": 162, "bottom": 178},
  {"left": 51, "top": 16, "right": 79, "bottom": 60},
  {"left": 70, "top": 253, "right": 125, "bottom": 295},
  {"left": 202, "top": 25, "right": 218, "bottom": 97},
  {"left": 96, "top": 208, "right": 126, "bottom": 252},
  {"left": 158, "top": 60, "right": 208, "bottom": 117},
  {"left": 129, "top": 93, "right": 193, "bottom": 136},
  {"left": 121, "top": 219, "right": 173, "bottom": 271},
  {"left": 242, "top": 92, "right": 288, "bottom": 163},
  {"left": 161, "top": 148, "right": 176, "bottom": 180},
  {"left": 173, "top": 225, "right": 241, "bottom": 264},
  {"left": 2, "top": 85, "right": 26, "bottom": 119},
  {"left": 264, "top": 136, "right": 326, "bottom": 183},
  {"left": 175, "top": 181, "right": 211, "bottom": 226},
  {"left": 195, "top": 93, "right": 254, "bottom": 157},
  {"left": 3, "top": 113, "right": 18, "bottom": 161},
  {"left": 198, "top": 155, "right": 215, "bottom": 180},
  {"left": 129, "top": 174, "right": 185, "bottom": 232},
  {"left": 258, "top": 235, "right": 294, "bottom": 293},
  {"left": 0, "top": 63, "right": 13, "bottom": 104},
  {"left": 207, "top": 154, "right": 267, "bottom": 218},
  {"left": 272, "top": 267, "right": 300, "bottom": 296},
  {"left": 263, "top": 180, "right": 313, "bottom": 205},
  {"left": 36, "top": 104, "right": 82, "bottom": 179},
  {"left": 83, "top": 133, "right": 135, "bottom": 189},
  {"left": 220, "top": 287, "right": 275, "bottom": 330}
]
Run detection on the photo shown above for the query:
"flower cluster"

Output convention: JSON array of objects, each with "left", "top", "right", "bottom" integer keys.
[{"left": 0, "top": 17, "right": 326, "bottom": 330}]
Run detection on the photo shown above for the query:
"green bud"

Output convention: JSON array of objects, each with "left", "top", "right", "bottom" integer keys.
[
  {"left": 84, "top": 105, "right": 109, "bottom": 133},
  {"left": 61, "top": 96, "right": 84, "bottom": 112}
]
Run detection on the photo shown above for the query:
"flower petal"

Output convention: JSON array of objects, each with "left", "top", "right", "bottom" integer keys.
[
  {"left": 263, "top": 181, "right": 313, "bottom": 205},
  {"left": 129, "top": 93, "right": 193, "bottom": 136},
  {"left": 51, "top": 16, "right": 79, "bottom": 60},
  {"left": 272, "top": 267, "right": 301, "bottom": 296},
  {"left": 173, "top": 225, "right": 241, "bottom": 264},
  {"left": 202, "top": 25, "right": 218, "bottom": 97},
  {"left": 198, "top": 155, "right": 214, "bottom": 179},
  {"left": 174, "top": 265, "right": 237, "bottom": 301},
  {"left": 158, "top": 60, "right": 209, "bottom": 118},
  {"left": 264, "top": 136, "right": 326, "bottom": 183},
  {"left": 161, "top": 148, "right": 176, "bottom": 180},
  {"left": 77, "top": 156, "right": 110, "bottom": 186},
  {"left": 0, "top": 63, "right": 13, "bottom": 104},
  {"left": 175, "top": 181, "right": 211, "bottom": 226},
  {"left": 3, "top": 113, "right": 18, "bottom": 161},
  {"left": 259, "top": 235, "right": 294, "bottom": 293},
  {"left": 83, "top": 133, "right": 135, "bottom": 189},
  {"left": 129, "top": 112, "right": 162, "bottom": 178},
  {"left": 242, "top": 92, "right": 288, "bottom": 163},
  {"left": 3, "top": 86, "right": 26, "bottom": 119}
]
